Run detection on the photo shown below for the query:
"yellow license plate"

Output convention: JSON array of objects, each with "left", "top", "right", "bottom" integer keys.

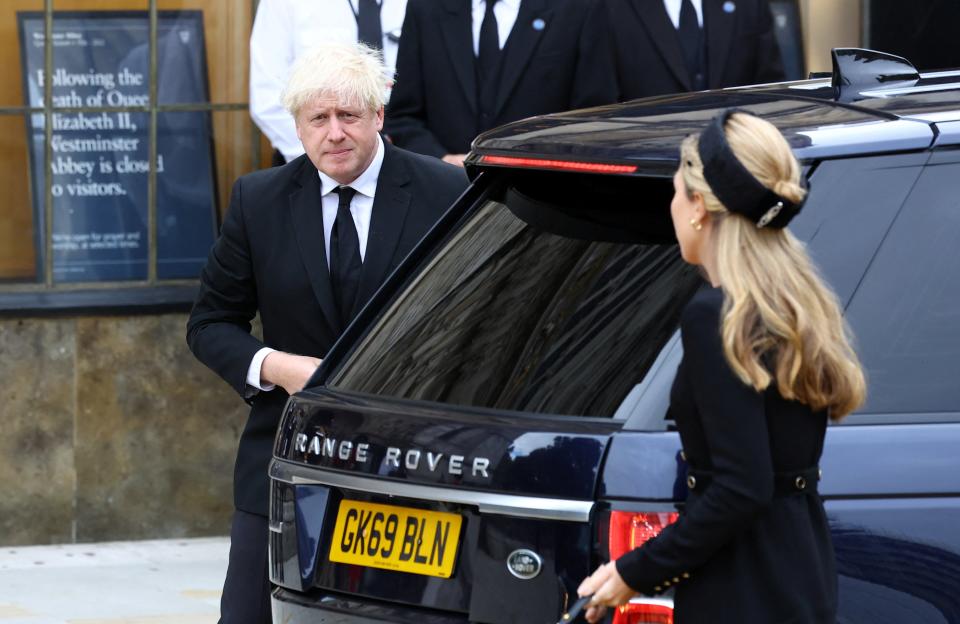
[{"left": 329, "top": 500, "right": 463, "bottom": 578}]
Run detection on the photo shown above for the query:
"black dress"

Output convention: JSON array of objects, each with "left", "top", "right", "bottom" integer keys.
[{"left": 615, "top": 287, "right": 838, "bottom": 623}]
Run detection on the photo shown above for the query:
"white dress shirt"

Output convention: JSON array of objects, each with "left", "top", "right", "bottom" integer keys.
[
  {"left": 662, "top": 0, "right": 704, "bottom": 28},
  {"left": 318, "top": 134, "right": 385, "bottom": 267},
  {"left": 245, "top": 135, "right": 386, "bottom": 392},
  {"left": 249, "top": 0, "right": 407, "bottom": 162},
  {"left": 471, "top": 0, "right": 521, "bottom": 56}
]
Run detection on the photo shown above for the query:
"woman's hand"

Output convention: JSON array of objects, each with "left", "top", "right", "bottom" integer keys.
[{"left": 577, "top": 561, "right": 637, "bottom": 623}]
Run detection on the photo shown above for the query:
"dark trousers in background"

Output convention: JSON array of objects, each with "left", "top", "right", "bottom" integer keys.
[{"left": 219, "top": 510, "right": 272, "bottom": 624}]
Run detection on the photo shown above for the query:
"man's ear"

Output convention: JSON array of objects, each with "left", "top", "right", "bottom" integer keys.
[{"left": 375, "top": 106, "right": 385, "bottom": 131}]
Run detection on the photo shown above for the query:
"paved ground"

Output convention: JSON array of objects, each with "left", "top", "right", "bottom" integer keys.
[{"left": 0, "top": 537, "right": 228, "bottom": 624}]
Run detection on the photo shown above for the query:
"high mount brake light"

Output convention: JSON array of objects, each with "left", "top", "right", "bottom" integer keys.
[
  {"left": 607, "top": 511, "right": 679, "bottom": 624},
  {"left": 478, "top": 154, "right": 638, "bottom": 174}
]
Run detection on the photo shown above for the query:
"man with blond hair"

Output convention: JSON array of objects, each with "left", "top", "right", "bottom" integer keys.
[{"left": 187, "top": 42, "right": 467, "bottom": 623}]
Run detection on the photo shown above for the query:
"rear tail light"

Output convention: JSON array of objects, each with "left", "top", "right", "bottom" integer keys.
[
  {"left": 607, "top": 511, "right": 679, "bottom": 624},
  {"left": 608, "top": 511, "right": 678, "bottom": 560},
  {"left": 612, "top": 600, "right": 674, "bottom": 624}
]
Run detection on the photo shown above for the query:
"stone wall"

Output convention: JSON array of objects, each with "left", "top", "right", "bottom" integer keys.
[{"left": 0, "top": 313, "right": 249, "bottom": 546}]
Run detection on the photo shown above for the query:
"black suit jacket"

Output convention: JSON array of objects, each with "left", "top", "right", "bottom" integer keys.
[
  {"left": 616, "top": 288, "right": 837, "bottom": 623},
  {"left": 609, "top": 0, "right": 785, "bottom": 100},
  {"left": 384, "top": 0, "right": 619, "bottom": 157},
  {"left": 186, "top": 142, "right": 468, "bottom": 515}
]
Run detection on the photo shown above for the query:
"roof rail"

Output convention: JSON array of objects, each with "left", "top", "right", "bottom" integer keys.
[{"left": 831, "top": 48, "right": 919, "bottom": 101}]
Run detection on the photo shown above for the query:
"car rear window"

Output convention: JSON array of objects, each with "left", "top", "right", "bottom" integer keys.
[{"left": 328, "top": 178, "right": 702, "bottom": 418}]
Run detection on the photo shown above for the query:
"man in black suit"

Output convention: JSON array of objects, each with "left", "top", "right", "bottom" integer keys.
[
  {"left": 609, "top": 0, "right": 785, "bottom": 100},
  {"left": 186, "top": 42, "right": 467, "bottom": 624},
  {"left": 384, "top": 0, "right": 618, "bottom": 166}
]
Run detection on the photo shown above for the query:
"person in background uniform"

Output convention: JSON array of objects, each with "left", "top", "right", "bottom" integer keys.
[
  {"left": 250, "top": 0, "right": 409, "bottom": 164},
  {"left": 608, "top": 0, "right": 785, "bottom": 99},
  {"left": 384, "top": 0, "right": 618, "bottom": 166},
  {"left": 188, "top": 42, "right": 467, "bottom": 624},
  {"left": 577, "top": 109, "right": 866, "bottom": 623}
]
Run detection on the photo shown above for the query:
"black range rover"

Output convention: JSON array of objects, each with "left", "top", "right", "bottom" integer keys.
[{"left": 268, "top": 50, "right": 960, "bottom": 623}]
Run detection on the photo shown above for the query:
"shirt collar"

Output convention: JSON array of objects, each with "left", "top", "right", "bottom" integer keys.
[
  {"left": 472, "top": 0, "right": 520, "bottom": 11},
  {"left": 318, "top": 133, "right": 385, "bottom": 198}
]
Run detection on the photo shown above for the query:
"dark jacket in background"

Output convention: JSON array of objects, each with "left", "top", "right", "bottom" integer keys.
[
  {"left": 385, "top": 0, "right": 619, "bottom": 157},
  {"left": 186, "top": 143, "right": 467, "bottom": 516},
  {"left": 610, "top": 0, "right": 785, "bottom": 100}
]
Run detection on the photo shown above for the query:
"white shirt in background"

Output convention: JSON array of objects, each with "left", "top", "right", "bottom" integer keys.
[
  {"left": 470, "top": 0, "right": 521, "bottom": 56},
  {"left": 249, "top": 0, "right": 407, "bottom": 162},
  {"left": 662, "top": 0, "right": 704, "bottom": 29}
]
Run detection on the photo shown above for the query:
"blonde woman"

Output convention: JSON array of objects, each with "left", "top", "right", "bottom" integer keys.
[{"left": 578, "top": 110, "right": 866, "bottom": 623}]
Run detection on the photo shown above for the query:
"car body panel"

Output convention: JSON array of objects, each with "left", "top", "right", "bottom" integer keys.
[
  {"left": 270, "top": 389, "right": 618, "bottom": 620},
  {"left": 934, "top": 120, "right": 960, "bottom": 146},
  {"left": 599, "top": 423, "right": 960, "bottom": 505},
  {"left": 829, "top": 497, "right": 960, "bottom": 624},
  {"left": 272, "top": 587, "right": 466, "bottom": 624},
  {"left": 599, "top": 432, "right": 683, "bottom": 501},
  {"left": 820, "top": 424, "right": 960, "bottom": 497},
  {"left": 275, "top": 388, "right": 619, "bottom": 498}
]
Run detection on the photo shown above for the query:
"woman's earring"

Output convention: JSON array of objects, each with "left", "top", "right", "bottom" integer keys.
[{"left": 690, "top": 218, "right": 702, "bottom": 231}]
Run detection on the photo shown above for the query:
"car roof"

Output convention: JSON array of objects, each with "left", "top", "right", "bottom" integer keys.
[{"left": 469, "top": 49, "right": 960, "bottom": 176}]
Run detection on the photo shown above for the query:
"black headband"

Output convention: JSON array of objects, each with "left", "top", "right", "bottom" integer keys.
[{"left": 696, "top": 109, "right": 806, "bottom": 229}]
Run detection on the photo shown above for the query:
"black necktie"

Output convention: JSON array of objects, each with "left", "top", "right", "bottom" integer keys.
[
  {"left": 678, "top": 0, "right": 705, "bottom": 90},
  {"left": 477, "top": 0, "right": 501, "bottom": 129},
  {"left": 330, "top": 186, "right": 363, "bottom": 327},
  {"left": 357, "top": 0, "right": 383, "bottom": 50}
]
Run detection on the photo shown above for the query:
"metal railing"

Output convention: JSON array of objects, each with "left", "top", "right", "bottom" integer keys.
[{"left": 0, "top": 0, "right": 260, "bottom": 295}]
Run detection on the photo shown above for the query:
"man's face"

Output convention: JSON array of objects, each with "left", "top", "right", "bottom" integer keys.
[{"left": 295, "top": 96, "right": 384, "bottom": 185}]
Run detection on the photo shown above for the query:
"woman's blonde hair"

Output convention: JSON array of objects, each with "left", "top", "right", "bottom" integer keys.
[
  {"left": 281, "top": 42, "right": 388, "bottom": 117},
  {"left": 680, "top": 112, "right": 866, "bottom": 420}
]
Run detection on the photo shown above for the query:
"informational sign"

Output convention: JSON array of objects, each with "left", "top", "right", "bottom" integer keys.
[{"left": 18, "top": 11, "right": 218, "bottom": 282}]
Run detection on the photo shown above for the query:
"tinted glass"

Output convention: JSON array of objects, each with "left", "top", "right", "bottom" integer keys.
[
  {"left": 792, "top": 153, "right": 927, "bottom": 307},
  {"left": 330, "top": 195, "right": 701, "bottom": 418},
  {"left": 793, "top": 152, "right": 960, "bottom": 419},
  {"left": 842, "top": 159, "right": 960, "bottom": 414}
]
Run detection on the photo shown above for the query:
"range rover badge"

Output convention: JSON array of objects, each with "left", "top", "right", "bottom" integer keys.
[{"left": 507, "top": 549, "right": 542, "bottom": 579}]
